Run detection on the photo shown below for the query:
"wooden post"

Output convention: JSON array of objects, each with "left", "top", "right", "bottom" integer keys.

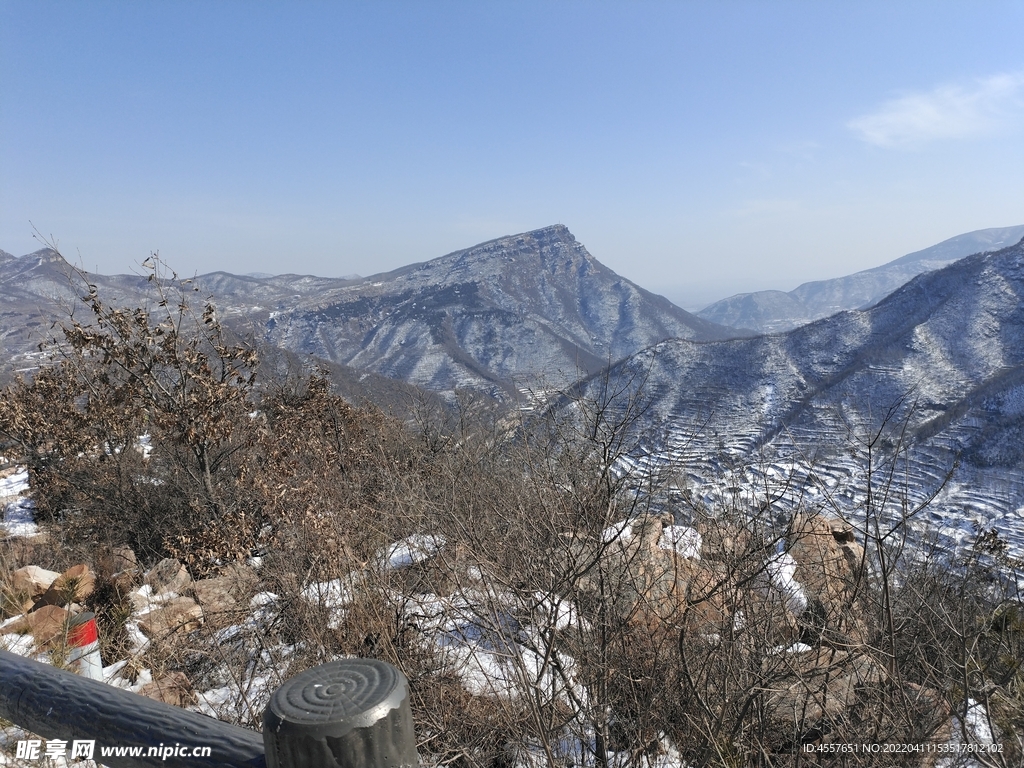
[{"left": 262, "top": 658, "right": 418, "bottom": 768}]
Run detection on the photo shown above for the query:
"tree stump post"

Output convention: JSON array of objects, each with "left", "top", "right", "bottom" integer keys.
[{"left": 262, "top": 659, "right": 418, "bottom": 768}]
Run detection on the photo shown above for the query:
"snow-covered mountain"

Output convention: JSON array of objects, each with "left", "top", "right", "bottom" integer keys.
[
  {"left": 697, "top": 225, "right": 1024, "bottom": 333},
  {"left": 563, "top": 234, "right": 1024, "bottom": 560},
  {"left": 261, "top": 225, "right": 745, "bottom": 395},
  {"left": 0, "top": 226, "right": 746, "bottom": 399}
]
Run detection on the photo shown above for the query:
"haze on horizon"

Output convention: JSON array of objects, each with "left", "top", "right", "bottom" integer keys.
[{"left": 1, "top": 1, "right": 1022, "bottom": 311}]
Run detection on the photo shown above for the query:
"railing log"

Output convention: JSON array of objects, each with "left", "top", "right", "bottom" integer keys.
[
  {"left": 0, "top": 649, "right": 265, "bottom": 768},
  {"left": 1, "top": 650, "right": 419, "bottom": 768}
]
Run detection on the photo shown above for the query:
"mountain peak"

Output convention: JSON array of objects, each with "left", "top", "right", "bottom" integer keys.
[{"left": 30, "top": 248, "right": 67, "bottom": 266}]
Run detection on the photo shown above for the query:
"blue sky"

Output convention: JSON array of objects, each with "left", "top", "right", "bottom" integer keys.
[{"left": 2, "top": 2, "right": 1022, "bottom": 309}]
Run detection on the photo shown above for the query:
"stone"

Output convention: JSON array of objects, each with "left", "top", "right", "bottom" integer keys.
[
  {"left": 190, "top": 577, "right": 240, "bottom": 629},
  {"left": 0, "top": 604, "right": 70, "bottom": 644},
  {"left": 144, "top": 558, "right": 191, "bottom": 595},
  {"left": 97, "top": 546, "right": 139, "bottom": 578},
  {"left": 767, "top": 648, "right": 885, "bottom": 734},
  {"left": 137, "top": 671, "right": 196, "bottom": 708},
  {"left": 137, "top": 596, "right": 204, "bottom": 639},
  {"left": 112, "top": 569, "right": 140, "bottom": 593},
  {"left": 697, "top": 520, "right": 754, "bottom": 562},
  {"left": 129, "top": 587, "right": 161, "bottom": 614},
  {"left": 219, "top": 561, "right": 258, "bottom": 597},
  {"left": 11, "top": 565, "right": 60, "bottom": 600},
  {"left": 788, "top": 513, "right": 871, "bottom": 646},
  {"left": 32, "top": 564, "right": 95, "bottom": 609}
]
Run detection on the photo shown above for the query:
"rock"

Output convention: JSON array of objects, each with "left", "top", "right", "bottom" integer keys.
[
  {"left": 137, "top": 596, "right": 204, "bottom": 639},
  {"left": 11, "top": 565, "right": 60, "bottom": 599},
  {"left": 0, "top": 604, "right": 70, "bottom": 644},
  {"left": 767, "top": 648, "right": 885, "bottom": 737},
  {"left": 144, "top": 558, "right": 191, "bottom": 595},
  {"left": 97, "top": 546, "right": 139, "bottom": 578},
  {"left": 32, "top": 565, "right": 95, "bottom": 609},
  {"left": 582, "top": 514, "right": 739, "bottom": 636},
  {"left": 219, "top": 561, "right": 258, "bottom": 596},
  {"left": 188, "top": 562, "right": 256, "bottom": 625},
  {"left": 697, "top": 520, "right": 754, "bottom": 563},
  {"left": 137, "top": 671, "right": 196, "bottom": 707},
  {"left": 129, "top": 586, "right": 161, "bottom": 614},
  {"left": 190, "top": 577, "right": 240, "bottom": 629},
  {"left": 788, "top": 513, "right": 870, "bottom": 646},
  {"left": 112, "top": 569, "right": 140, "bottom": 593}
]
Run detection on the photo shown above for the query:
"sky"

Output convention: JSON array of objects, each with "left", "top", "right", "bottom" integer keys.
[{"left": 2, "top": 2, "right": 1023, "bottom": 310}]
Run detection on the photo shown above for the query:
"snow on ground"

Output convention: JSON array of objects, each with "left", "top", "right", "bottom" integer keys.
[
  {"left": 0, "top": 467, "right": 29, "bottom": 497},
  {"left": 0, "top": 467, "right": 38, "bottom": 538},
  {"left": 659, "top": 525, "right": 702, "bottom": 559},
  {"left": 765, "top": 547, "right": 808, "bottom": 616},
  {"left": 2, "top": 456, "right": 1003, "bottom": 767},
  {"left": 381, "top": 533, "right": 446, "bottom": 569},
  {"left": 1, "top": 498, "right": 37, "bottom": 538},
  {"left": 602, "top": 519, "right": 633, "bottom": 544},
  {"left": 300, "top": 571, "right": 366, "bottom": 629}
]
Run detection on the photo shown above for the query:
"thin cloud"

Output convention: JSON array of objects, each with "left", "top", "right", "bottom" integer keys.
[{"left": 849, "top": 72, "right": 1024, "bottom": 148}]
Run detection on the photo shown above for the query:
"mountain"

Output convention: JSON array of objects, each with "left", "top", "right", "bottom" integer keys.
[
  {"left": 562, "top": 234, "right": 1024, "bottom": 559},
  {"left": 697, "top": 224, "right": 1024, "bottom": 333},
  {"left": 259, "top": 225, "right": 745, "bottom": 395},
  {"left": 0, "top": 250, "right": 443, "bottom": 414},
  {"left": 0, "top": 226, "right": 746, "bottom": 400}
]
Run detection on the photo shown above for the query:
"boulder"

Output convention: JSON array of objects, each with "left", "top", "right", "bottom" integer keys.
[
  {"left": 584, "top": 515, "right": 739, "bottom": 636},
  {"left": 11, "top": 565, "right": 60, "bottom": 600},
  {"left": 219, "top": 561, "right": 258, "bottom": 595},
  {"left": 97, "top": 546, "right": 139, "bottom": 578},
  {"left": 138, "top": 671, "right": 196, "bottom": 707},
  {"left": 32, "top": 565, "right": 95, "bottom": 609},
  {"left": 137, "top": 596, "right": 203, "bottom": 639},
  {"left": 190, "top": 578, "right": 242, "bottom": 629},
  {"left": 0, "top": 604, "right": 70, "bottom": 644},
  {"left": 697, "top": 520, "right": 754, "bottom": 563},
  {"left": 144, "top": 558, "right": 191, "bottom": 595},
  {"left": 788, "top": 513, "right": 870, "bottom": 646},
  {"left": 767, "top": 647, "right": 885, "bottom": 737},
  {"left": 188, "top": 561, "right": 257, "bottom": 625}
]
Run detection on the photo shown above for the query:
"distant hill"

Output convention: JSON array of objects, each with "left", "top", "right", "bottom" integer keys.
[{"left": 697, "top": 225, "right": 1024, "bottom": 333}]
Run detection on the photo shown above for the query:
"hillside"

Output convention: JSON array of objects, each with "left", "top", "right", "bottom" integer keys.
[
  {"left": 0, "top": 226, "right": 746, "bottom": 399},
  {"left": 563, "top": 235, "right": 1024, "bottom": 559}
]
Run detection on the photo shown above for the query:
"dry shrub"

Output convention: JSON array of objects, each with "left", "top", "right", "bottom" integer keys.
[{"left": 1, "top": 257, "right": 1023, "bottom": 767}]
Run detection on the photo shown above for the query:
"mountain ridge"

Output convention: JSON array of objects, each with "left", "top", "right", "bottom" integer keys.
[
  {"left": 0, "top": 226, "right": 748, "bottom": 398},
  {"left": 697, "top": 224, "right": 1024, "bottom": 333},
  {"left": 260, "top": 224, "right": 746, "bottom": 394}
]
